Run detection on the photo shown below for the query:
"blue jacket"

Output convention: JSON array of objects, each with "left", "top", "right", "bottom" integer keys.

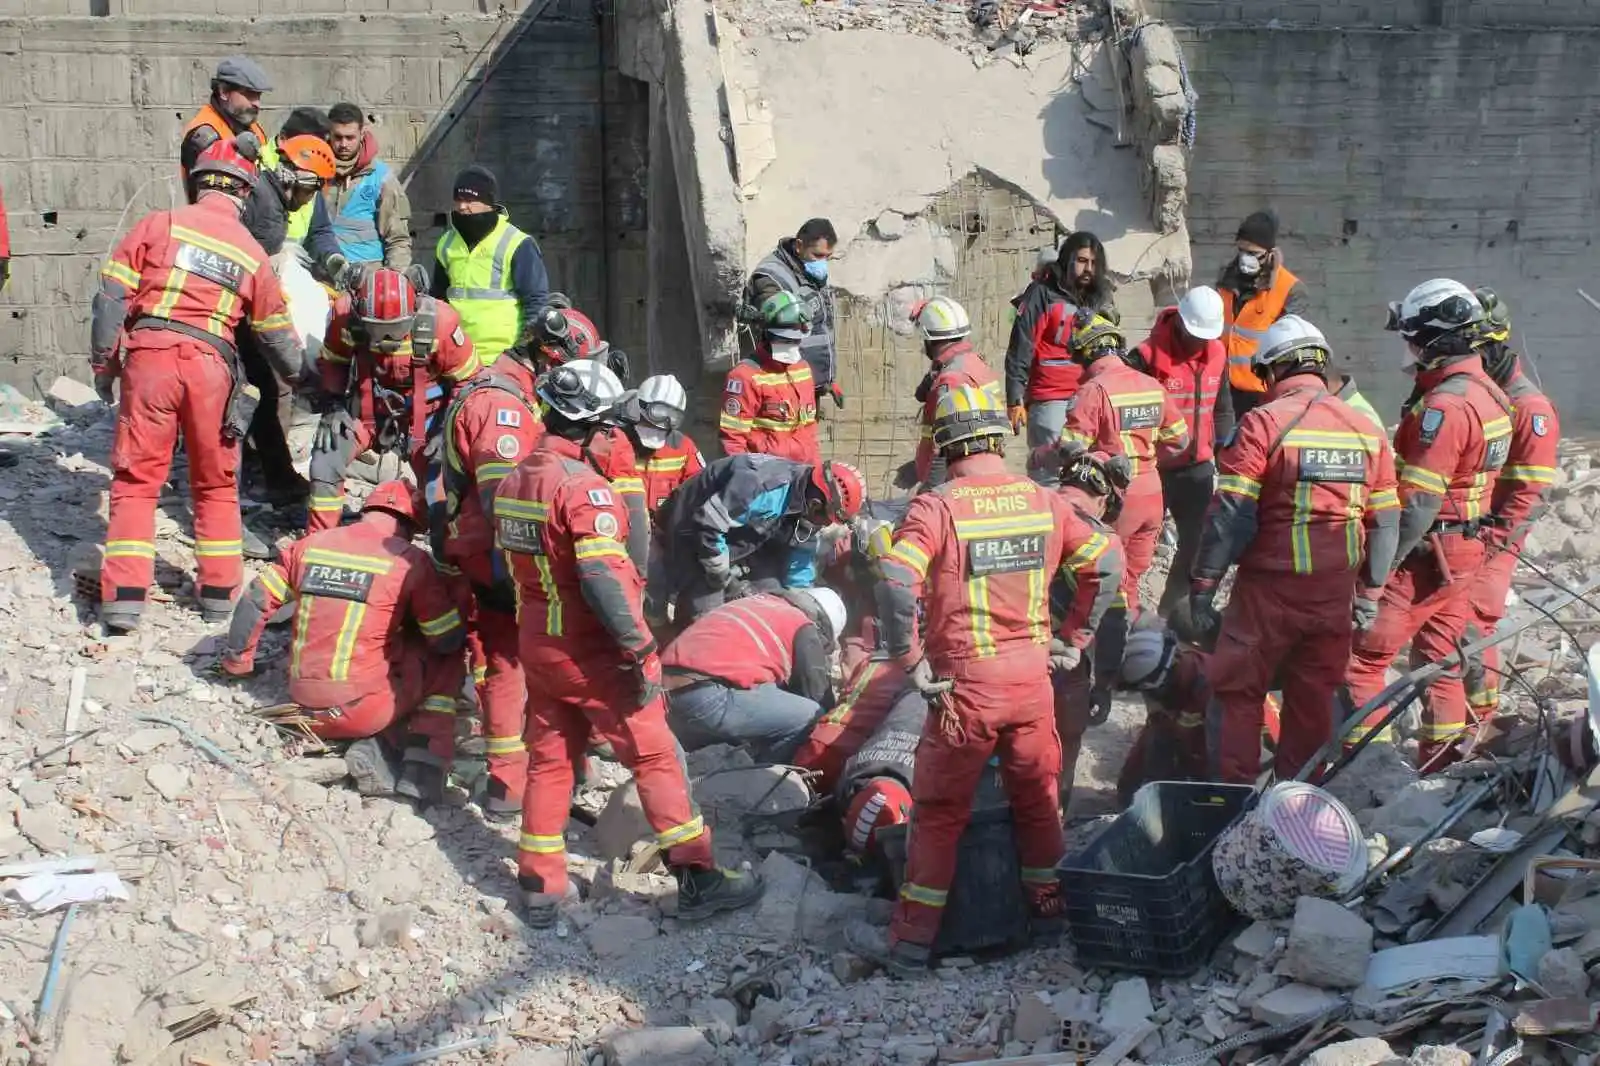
[{"left": 664, "top": 454, "right": 820, "bottom": 588}]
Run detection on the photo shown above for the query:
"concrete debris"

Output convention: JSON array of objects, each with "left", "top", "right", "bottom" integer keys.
[
  {"left": 45, "top": 375, "right": 103, "bottom": 412},
  {"left": 584, "top": 914, "right": 658, "bottom": 959},
  {"left": 1304, "top": 1037, "right": 1397, "bottom": 1066},
  {"left": 1097, "top": 976, "right": 1153, "bottom": 1037},
  {"left": 1232, "top": 919, "right": 1282, "bottom": 958},
  {"left": 688, "top": 995, "right": 739, "bottom": 1043},
  {"left": 1011, "top": 989, "right": 1056, "bottom": 1043},
  {"left": 1536, "top": 946, "right": 1589, "bottom": 998},
  {"left": 1284, "top": 897, "right": 1374, "bottom": 989},
  {"left": 145, "top": 762, "right": 191, "bottom": 801},
  {"left": 1406, "top": 1047, "right": 1472, "bottom": 1066},
  {"left": 1251, "top": 982, "right": 1343, "bottom": 1026}
]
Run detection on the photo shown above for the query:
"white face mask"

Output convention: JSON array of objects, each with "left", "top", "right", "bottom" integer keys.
[
  {"left": 634, "top": 424, "right": 668, "bottom": 451},
  {"left": 1401, "top": 342, "right": 1422, "bottom": 376},
  {"left": 770, "top": 341, "right": 803, "bottom": 365},
  {"left": 1236, "top": 252, "right": 1262, "bottom": 277}
]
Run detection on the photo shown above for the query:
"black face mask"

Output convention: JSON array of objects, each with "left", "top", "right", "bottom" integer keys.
[{"left": 451, "top": 209, "right": 499, "bottom": 247}]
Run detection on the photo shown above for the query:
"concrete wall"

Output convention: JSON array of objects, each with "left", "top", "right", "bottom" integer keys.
[
  {"left": 1148, "top": 2, "right": 1600, "bottom": 422},
  {"left": 0, "top": 0, "right": 652, "bottom": 388}
]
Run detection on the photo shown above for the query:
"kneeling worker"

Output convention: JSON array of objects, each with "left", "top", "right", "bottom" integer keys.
[
  {"left": 220, "top": 481, "right": 465, "bottom": 800},
  {"left": 661, "top": 586, "right": 847, "bottom": 762}
]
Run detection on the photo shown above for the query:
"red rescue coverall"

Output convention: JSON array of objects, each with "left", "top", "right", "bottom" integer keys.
[
  {"left": 494, "top": 435, "right": 714, "bottom": 893},
  {"left": 1465, "top": 370, "right": 1559, "bottom": 718},
  {"left": 639, "top": 433, "right": 707, "bottom": 524},
  {"left": 434, "top": 357, "right": 545, "bottom": 810},
  {"left": 877, "top": 453, "right": 1122, "bottom": 948},
  {"left": 308, "top": 296, "right": 479, "bottom": 532},
  {"left": 913, "top": 341, "right": 1002, "bottom": 485},
  {"left": 1348, "top": 358, "right": 1513, "bottom": 769},
  {"left": 791, "top": 634, "right": 914, "bottom": 795},
  {"left": 93, "top": 193, "right": 303, "bottom": 624},
  {"left": 719, "top": 356, "right": 820, "bottom": 465},
  {"left": 221, "top": 512, "right": 466, "bottom": 751},
  {"left": 1198, "top": 376, "right": 1399, "bottom": 783}
]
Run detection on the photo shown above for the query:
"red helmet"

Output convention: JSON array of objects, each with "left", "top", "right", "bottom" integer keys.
[
  {"left": 192, "top": 137, "right": 259, "bottom": 192},
  {"left": 564, "top": 309, "right": 604, "bottom": 360},
  {"left": 843, "top": 776, "right": 912, "bottom": 855},
  {"left": 812, "top": 460, "right": 866, "bottom": 522},
  {"left": 362, "top": 480, "right": 424, "bottom": 526},
  {"left": 354, "top": 269, "right": 419, "bottom": 345}
]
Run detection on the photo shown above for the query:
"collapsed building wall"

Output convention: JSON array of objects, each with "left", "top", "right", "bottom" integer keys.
[
  {"left": 0, "top": 0, "right": 652, "bottom": 388},
  {"left": 1143, "top": 0, "right": 1600, "bottom": 423}
]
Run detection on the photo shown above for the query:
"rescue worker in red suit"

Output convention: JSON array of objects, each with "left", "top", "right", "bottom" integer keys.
[
  {"left": 1347, "top": 280, "right": 1515, "bottom": 771},
  {"left": 1046, "top": 451, "right": 1128, "bottom": 799},
  {"left": 622, "top": 373, "right": 706, "bottom": 526},
  {"left": 1035, "top": 312, "right": 1189, "bottom": 719},
  {"left": 1115, "top": 621, "right": 1282, "bottom": 803},
  {"left": 219, "top": 482, "right": 466, "bottom": 799},
  {"left": 91, "top": 139, "right": 305, "bottom": 632},
  {"left": 894, "top": 296, "right": 1002, "bottom": 490},
  {"left": 661, "top": 586, "right": 846, "bottom": 761},
  {"left": 492, "top": 359, "right": 764, "bottom": 926},
  {"left": 306, "top": 267, "right": 479, "bottom": 533},
  {"left": 848, "top": 384, "right": 1123, "bottom": 974},
  {"left": 1128, "top": 287, "right": 1235, "bottom": 614},
  {"left": 720, "top": 291, "right": 821, "bottom": 465},
  {"left": 1192, "top": 315, "right": 1400, "bottom": 784},
  {"left": 1458, "top": 290, "right": 1559, "bottom": 722}
]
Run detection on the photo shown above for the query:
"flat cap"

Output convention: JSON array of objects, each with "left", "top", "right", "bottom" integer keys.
[{"left": 214, "top": 55, "right": 272, "bottom": 93}]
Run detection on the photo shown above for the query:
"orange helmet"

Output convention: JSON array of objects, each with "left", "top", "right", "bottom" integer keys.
[
  {"left": 361, "top": 480, "right": 424, "bottom": 526},
  {"left": 278, "top": 134, "right": 337, "bottom": 185},
  {"left": 812, "top": 460, "right": 866, "bottom": 523},
  {"left": 843, "top": 777, "right": 912, "bottom": 855}
]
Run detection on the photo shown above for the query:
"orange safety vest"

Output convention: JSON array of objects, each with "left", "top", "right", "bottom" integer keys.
[
  {"left": 1221, "top": 265, "right": 1299, "bottom": 393},
  {"left": 179, "top": 102, "right": 267, "bottom": 185}
]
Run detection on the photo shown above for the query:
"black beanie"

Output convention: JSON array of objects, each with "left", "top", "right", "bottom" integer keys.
[
  {"left": 1236, "top": 210, "right": 1279, "bottom": 249},
  {"left": 452, "top": 165, "right": 498, "bottom": 205}
]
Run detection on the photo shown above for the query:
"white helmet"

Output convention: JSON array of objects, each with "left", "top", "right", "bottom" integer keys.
[
  {"left": 794, "top": 586, "right": 847, "bottom": 642},
  {"left": 633, "top": 373, "right": 688, "bottom": 450},
  {"left": 1121, "top": 627, "right": 1176, "bottom": 690},
  {"left": 1386, "top": 278, "right": 1484, "bottom": 358},
  {"left": 912, "top": 296, "right": 971, "bottom": 343},
  {"left": 1177, "top": 286, "right": 1225, "bottom": 341},
  {"left": 1251, "top": 314, "right": 1330, "bottom": 376},
  {"left": 536, "top": 358, "right": 625, "bottom": 422}
]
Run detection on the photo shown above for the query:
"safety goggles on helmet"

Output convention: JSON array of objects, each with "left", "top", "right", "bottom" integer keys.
[
  {"left": 537, "top": 358, "right": 625, "bottom": 422},
  {"left": 1121, "top": 627, "right": 1177, "bottom": 691},
  {"left": 1471, "top": 286, "right": 1512, "bottom": 345},
  {"left": 637, "top": 399, "right": 685, "bottom": 433},
  {"left": 1385, "top": 279, "right": 1483, "bottom": 341},
  {"left": 930, "top": 384, "right": 1008, "bottom": 452},
  {"left": 1068, "top": 309, "right": 1126, "bottom": 360},
  {"left": 1250, "top": 314, "right": 1330, "bottom": 376}
]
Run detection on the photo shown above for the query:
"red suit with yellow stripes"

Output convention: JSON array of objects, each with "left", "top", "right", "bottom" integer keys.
[
  {"left": 221, "top": 511, "right": 465, "bottom": 752},
  {"left": 92, "top": 193, "right": 304, "bottom": 624},
  {"left": 877, "top": 453, "right": 1122, "bottom": 949},
  {"left": 434, "top": 355, "right": 545, "bottom": 809},
  {"left": 1197, "top": 376, "right": 1399, "bottom": 783},
  {"left": 791, "top": 633, "right": 913, "bottom": 795},
  {"left": 494, "top": 434, "right": 714, "bottom": 892},
  {"left": 1464, "top": 370, "right": 1558, "bottom": 718},
  {"left": 913, "top": 342, "right": 1002, "bottom": 485},
  {"left": 1348, "top": 358, "right": 1512, "bottom": 769},
  {"left": 719, "top": 356, "right": 821, "bottom": 465},
  {"left": 308, "top": 296, "right": 479, "bottom": 532},
  {"left": 639, "top": 433, "right": 706, "bottom": 525}
]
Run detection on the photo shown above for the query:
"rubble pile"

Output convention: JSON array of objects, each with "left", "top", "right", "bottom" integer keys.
[{"left": 2, "top": 396, "right": 1599, "bottom": 1066}]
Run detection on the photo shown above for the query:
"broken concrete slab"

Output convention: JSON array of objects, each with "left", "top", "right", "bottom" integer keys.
[
  {"left": 145, "top": 763, "right": 190, "bottom": 802},
  {"left": 1233, "top": 920, "right": 1281, "bottom": 958},
  {"left": 1097, "top": 976, "right": 1153, "bottom": 1037},
  {"left": 604, "top": 1026, "right": 716, "bottom": 1066},
  {"left": 1537, "top": 946, "right": 1589, "bottom": 998},
  {"left": 584, "top": 914, "right": 658, "bottom": 960},
  {"left": 1304, "top": 1037, "right": 1396, "bottom": 1066},
  {"left": 1012, "top": 990, "right": 1055, "bottom": 1043},
  {"left": 1406, "top": 1047, "right": 1472, "bottom": 1066},
  {"left": 1251, "top": 983, "right": 1342, "bottom": 1026},
  {"left": 1284, "top": 897, "right": 1373, "bottom": 989}
]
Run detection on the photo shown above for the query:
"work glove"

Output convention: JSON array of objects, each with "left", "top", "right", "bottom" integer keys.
[
  {"left": 313, "top": 407, "right": 360, "bottom": 454},
  {"left": 219, "top": 651, "right": 255, "bottom": 678},
  {"left": 93, "top": 368, "right": 118, "bottom": 406},
  {"left": 702, "top": 552, "right": 733, "bottom": 590},
  {"left": 824, "top": 382, "right": 845, "bottom": 410},
  {"left": 631, "top": 652, "right": 664, "bottom": 708},
  {"left": 1088, "top": 686, "right": 1113, "bottom": 726},
  {"left": 893, "top": 460, "right": 920, "bottom": 492},
  {"left": 1008, "top": 405, "right": 1027, "bottom": 436},
  {"left": 323, "top": 252, "right": 353, "bottom": 291},
  {"left": 905, "top": 658, "right": 954, "bottom": 699},
  {"left": 1103, "top": 454, "right": 1133, "bottom": 489},
  {"left": 1189, "top": 590, "right": 1222, "bottom": 647},
  {"left": 1048, "top": 638, "right": 1082, "bottom": 675},
  {"left": 1352, "top": 594, "right": 1381, "bottom": 633}
]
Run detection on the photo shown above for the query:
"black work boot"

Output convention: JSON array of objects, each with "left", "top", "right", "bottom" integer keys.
[
  {"left": 345, "top": 737, "right": 402, "bottom": 797},
  {"left": 100, "top": 603, "right": 142, "bottom": 635},
  {"left": 396, "top": 748, "right": 447, "bottom": 806},
  {"left": 483, "top": 779, "right": 523, "bottom": 823},
  {"left": 673, "top": 865, "right": 765, "bottom": 922},
  {"left": 241, "top": 524, "right": 278, "bottom": 562},
  {"left": 518, "top": 875, "right": 580, "bottom": 929},
  {"left": 198, "top": 587, "right": 235, "bottom": 625},
  {"left": 845, "top": 921, "right": 932, "bottom": 978}
]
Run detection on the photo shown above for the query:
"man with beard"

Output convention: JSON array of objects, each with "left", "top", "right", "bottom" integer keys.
[
  {"left": 1004, "top": 231, "right": 1119, "bottom": 476},
  {"left": 325, "top": 102, "right": 412, "bottom": 271},
  {"left": 179, "top": 57, "right": 271, "bottom": 201},
  {"left": 1217, "top": 210, "right": 1309, "bottom": 418}
]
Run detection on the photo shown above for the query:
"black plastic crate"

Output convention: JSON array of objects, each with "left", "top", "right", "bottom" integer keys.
[
  {"left": 1058, "top": 781, "right": 1254, "bottom": 975},
  {"left": 878, "top": 798, "right": 1032, "bottom": 957}
]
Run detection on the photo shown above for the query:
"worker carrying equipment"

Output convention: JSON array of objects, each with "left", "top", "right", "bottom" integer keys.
[
  {"left": 219, "top": 481, "right": 466, "bottom": 800},
  {"left": 851, "top": 384, "right": 1123, "bottom": 975},
  {"left": 92, "top": 140, "right": 304, "bottom": 632},
  {"left": 720, "top": 291, "right": 821, "bottom": 465},
  {"left": 1192, "top": 314, "right": 1399, "bottom": 783},
  {"left": 900, "top": 296, "right": 1003, "bottom": 490},
  {"left": 492, "top": 358, "right": 764, "bottom": 927}
]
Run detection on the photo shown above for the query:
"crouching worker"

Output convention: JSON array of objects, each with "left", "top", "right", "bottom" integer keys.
[
  {"left": 848, "top": 385, "right": 1122, "bottom": 976},
  {"left": 661, "top": 586, "right": 848, "bottom": 762},
  {"left": 220, "top": 481, "right": 465, "bottom": 800}
]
